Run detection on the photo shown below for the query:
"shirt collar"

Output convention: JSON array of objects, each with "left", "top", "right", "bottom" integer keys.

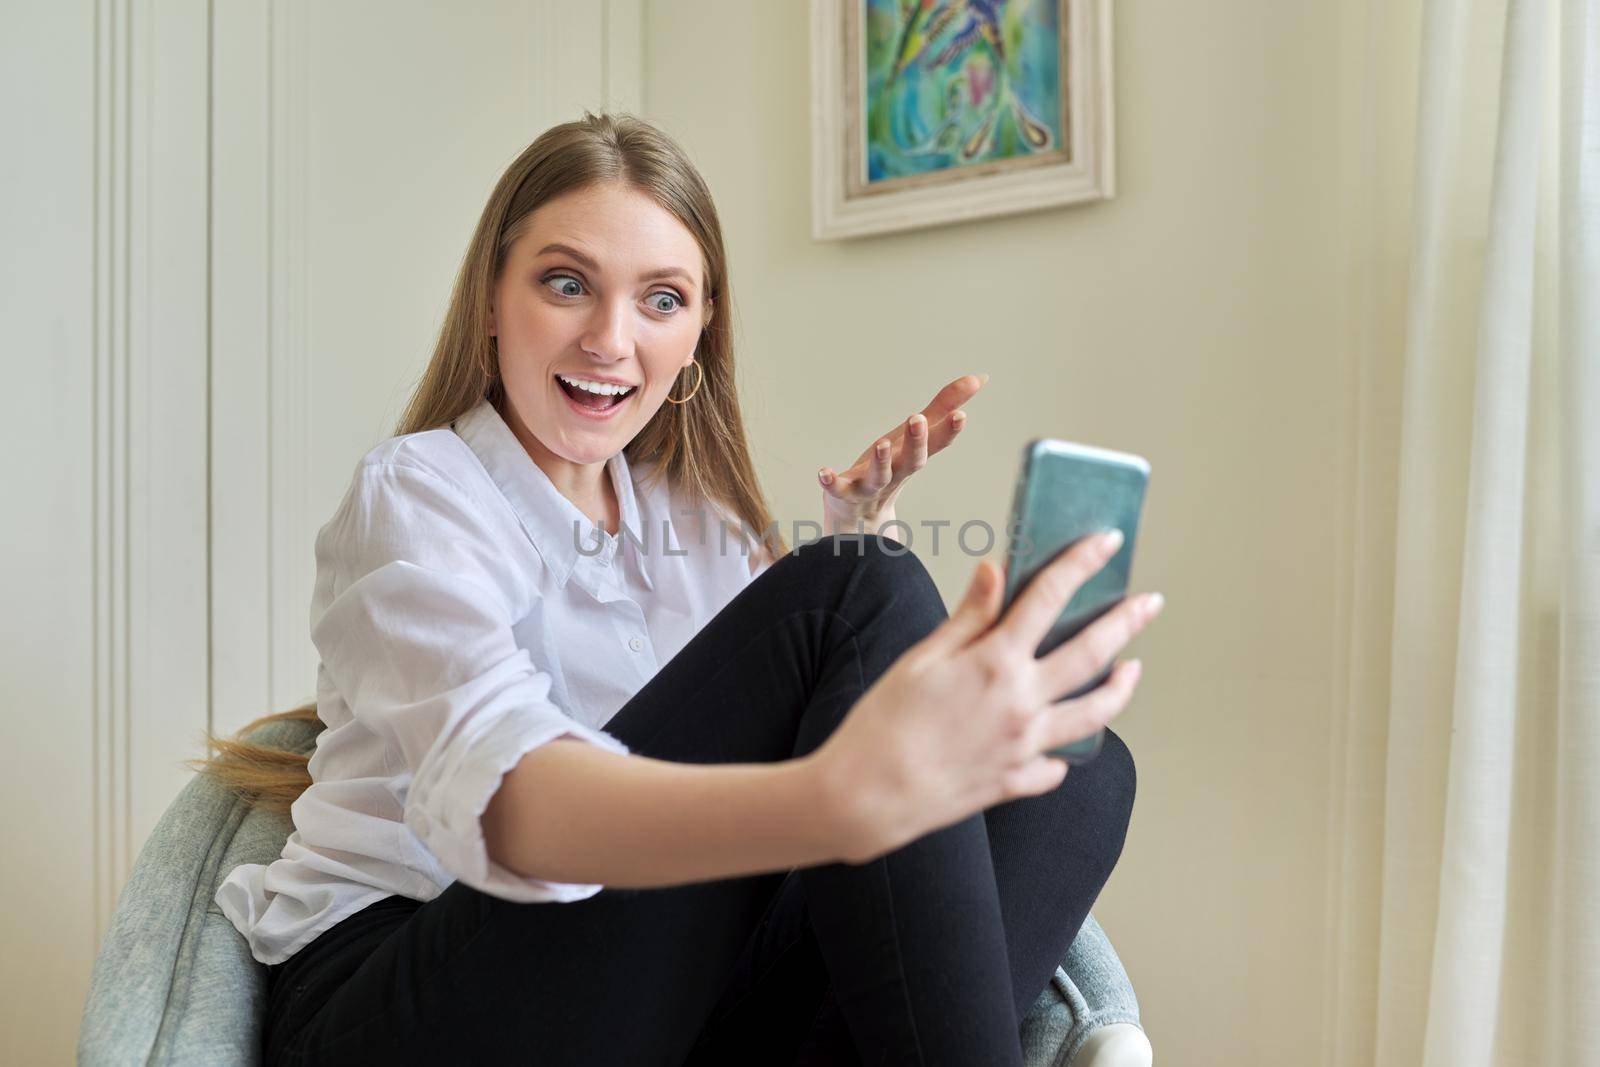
[{"left": 453, "top": 399, "right": 653, "bottom": 590}]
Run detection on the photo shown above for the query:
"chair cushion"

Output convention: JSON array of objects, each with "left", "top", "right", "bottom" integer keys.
[{"left": 78, "top": 716, "right": 1141, "bottom": 1065}]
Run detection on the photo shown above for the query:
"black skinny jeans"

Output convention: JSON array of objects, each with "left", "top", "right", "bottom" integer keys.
[{"left": 263, "top": 534, "right": 1137, "bottom": 1066}]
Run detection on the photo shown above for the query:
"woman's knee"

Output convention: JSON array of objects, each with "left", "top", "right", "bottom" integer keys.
[
  {"left": 1019, "top": 728, "right": 1135, "bottom": 874},
  {"left": 1084, "top": 726, "right": 1136, "bottom": 824},
  {"left": 785, "top": 534, "right": 945, "bottom": 625}
]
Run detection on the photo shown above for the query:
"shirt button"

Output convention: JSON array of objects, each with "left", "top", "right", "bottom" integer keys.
[{"left": 628, "top": 636, "right": 645, "bottom": 652}]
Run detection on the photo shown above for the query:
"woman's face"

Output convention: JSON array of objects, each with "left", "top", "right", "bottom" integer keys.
[{"left": 489, "top": 181, "right": 710, "bottom": 470}]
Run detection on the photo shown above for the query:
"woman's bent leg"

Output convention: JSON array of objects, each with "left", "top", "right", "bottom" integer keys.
[
  {"left": 271, "top": 535, "right": 1024, "bottom": 1067},
  {"left": 685, "top": 732, "right": 1137, "bottom": 1058},
  {"left": 984, "top": 726, "right": 1137, "bottom": 1026},
  {"left": 824, "top": 730, "right": 1137, "bottom": 1048}
]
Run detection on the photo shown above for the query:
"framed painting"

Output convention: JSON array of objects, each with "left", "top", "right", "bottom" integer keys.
[{"left": 810, "top": 0, "right": 1114, "bottom": 239}]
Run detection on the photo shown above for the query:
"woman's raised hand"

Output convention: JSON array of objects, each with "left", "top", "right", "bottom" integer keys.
[
  {"left": 818, "top": 374, "right": 984, "bottom": 538},
  {"left": 812, "top": 529, "right": 1165, "bottom": 864}
]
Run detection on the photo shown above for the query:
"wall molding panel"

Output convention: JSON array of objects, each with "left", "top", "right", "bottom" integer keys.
[
  {"left": 90, "top": 0, "right": 135, "bottom": 941},
  {"left": 91, "top": 0, "right": 212, "bottom": 941},
  {"left": 266, "top": 0, "right": 313, "bottom": 711},
  {"left": 209, "top": 0, "right": 273, "bottom": 734}
]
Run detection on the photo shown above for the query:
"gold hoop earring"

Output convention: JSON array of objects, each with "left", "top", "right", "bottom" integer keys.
[{"left": 666, "top": 358, "right": 704, "bottom": 404}]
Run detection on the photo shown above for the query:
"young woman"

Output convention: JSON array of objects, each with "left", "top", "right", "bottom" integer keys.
[{"left": 203, "top": 113, "right": 1163, "bottom": 1066}]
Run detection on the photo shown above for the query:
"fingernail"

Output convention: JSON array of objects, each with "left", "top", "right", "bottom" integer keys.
[
  {"left": 818, "top": 468, "right": 832, "bottom": 483},
  {"left": 908, "top": 415, "right": 923, "bottom": 434},
  {"left": 1099, "top": 529, "right": 1124, "bottom": 553},
  {"left": 877, "top": 439, "right": 890, "bottom": 452},
  {"left": 1144, "top": 592, "right": 1165, "bottom": 615},
  {"left": 977, "top": 372, "right": 990, "bottom": 385}
]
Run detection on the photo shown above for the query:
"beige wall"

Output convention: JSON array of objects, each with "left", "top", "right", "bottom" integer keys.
[{"left": 643, "top": 1, "right": 1405, "bottom": 1059}]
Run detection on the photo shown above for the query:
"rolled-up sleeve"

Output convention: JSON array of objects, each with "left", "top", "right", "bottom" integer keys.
[{"left": 310, "top": 461, "right": 629, "bottom": 903}]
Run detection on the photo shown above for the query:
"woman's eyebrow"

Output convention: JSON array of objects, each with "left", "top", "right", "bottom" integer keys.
[
  {"left": 641, "top": 266, "right": 696, "bottom": 287},
  {"left": 537, "top": 242, "right": 696, "bottom": 289}
]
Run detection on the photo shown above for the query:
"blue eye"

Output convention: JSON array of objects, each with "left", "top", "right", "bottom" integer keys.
[
  {"left": 544, "top": 274, "right": 584, "bottom": 298},
  {"left": 648, "top": 291, "right": 683, "bottom": 314}
]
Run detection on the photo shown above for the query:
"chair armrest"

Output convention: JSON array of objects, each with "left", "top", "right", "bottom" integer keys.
[{"left": 1020, "top": 914, "right": 1147, "bottom": 1067}]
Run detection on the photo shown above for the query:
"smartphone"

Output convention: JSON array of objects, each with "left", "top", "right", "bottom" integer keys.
[{"left": 1002, "top": 439, "right": 1151, "bottom": 764}]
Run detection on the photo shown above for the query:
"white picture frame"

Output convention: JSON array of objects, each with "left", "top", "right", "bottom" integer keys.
[{"left": 810, "top": 0, "right": 1115, "bottom": 240}]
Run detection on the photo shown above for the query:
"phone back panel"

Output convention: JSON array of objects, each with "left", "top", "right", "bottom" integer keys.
[{"left": 1002, "top": 439, "right": 1150, "bottom": 762}]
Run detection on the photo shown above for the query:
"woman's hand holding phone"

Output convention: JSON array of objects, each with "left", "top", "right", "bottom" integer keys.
[{"left": 813, "top": 529, "right": 1165, "bottom": 865}]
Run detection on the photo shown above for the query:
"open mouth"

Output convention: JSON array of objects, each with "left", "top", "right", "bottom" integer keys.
[{"left": 555, "top": 373, "right": 637, "bottom": 414}]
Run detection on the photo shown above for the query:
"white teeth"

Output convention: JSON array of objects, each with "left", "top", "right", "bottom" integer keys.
[{"left": 557, "top": 374, "right": 636, "bottom": 397}]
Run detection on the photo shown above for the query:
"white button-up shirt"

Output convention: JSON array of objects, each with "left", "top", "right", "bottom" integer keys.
[{"left": 216, "top": 399, "right": 772, "bottom": 965}]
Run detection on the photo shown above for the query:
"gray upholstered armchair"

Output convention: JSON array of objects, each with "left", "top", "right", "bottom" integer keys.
[{"left": 77, "top": 716, "right": 1151, "bottom": 1066}]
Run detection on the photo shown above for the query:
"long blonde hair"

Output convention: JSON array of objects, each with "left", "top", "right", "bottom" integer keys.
[{"left": 191, "top": 113, "right": 784, "bottom": 812}]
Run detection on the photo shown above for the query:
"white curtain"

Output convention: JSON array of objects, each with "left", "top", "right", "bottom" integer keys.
[{"left": 1332, "top": 0, "right": 1599, "bottom": 1064}]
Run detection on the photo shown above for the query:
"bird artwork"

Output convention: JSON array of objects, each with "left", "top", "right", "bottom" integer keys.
[{"left": 864, "top": 0, "right": 1065, "bottom": 182}]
